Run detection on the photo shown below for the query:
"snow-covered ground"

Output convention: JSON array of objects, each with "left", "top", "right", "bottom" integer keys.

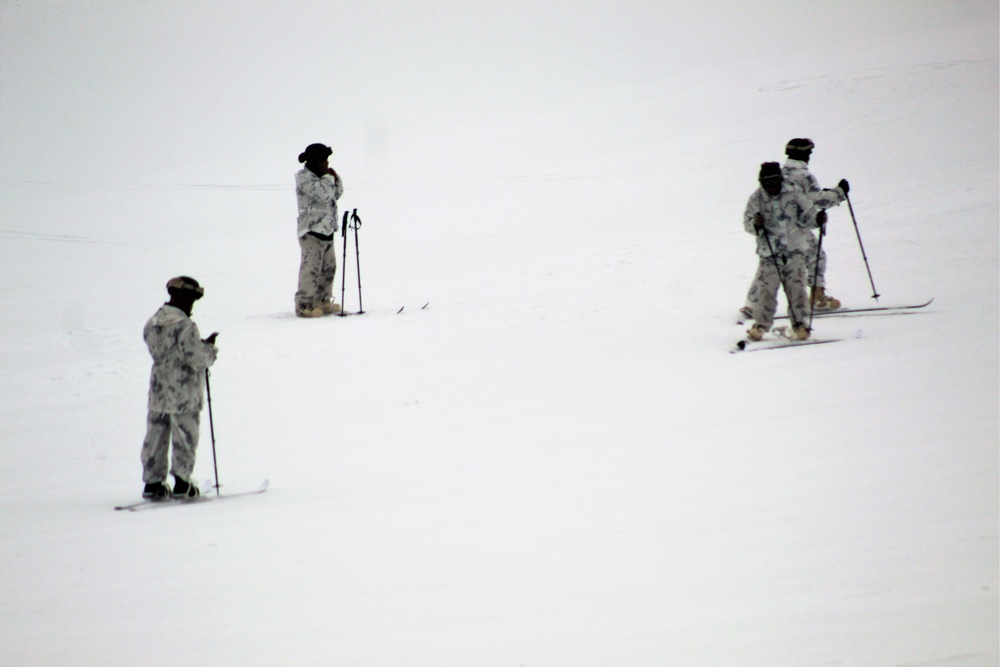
[{"left": 1, "top": 1, "right": 997, "bottom": 665}]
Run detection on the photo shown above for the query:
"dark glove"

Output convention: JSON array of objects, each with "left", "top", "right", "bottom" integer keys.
[
  {"left": 817, "top": 210, "right": 828, "bottom": 225},
  {"left": 753, "top": 213, "right": 764, "bottom": 230},
  {"left": 838, "top": 178, "right": 850, "bottom": 195}
]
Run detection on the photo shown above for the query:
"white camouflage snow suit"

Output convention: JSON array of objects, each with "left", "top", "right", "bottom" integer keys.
[
  {"left": 782, "top": 158, "right": 846, "bottom": 287},
  {"left": 140, "top": 305, "right": 218, "bottom": 484},
  {"left": 295, "top": 167, "right": 343, "bottom": 312},
  {"left": 744, "top": 183, "right": 822, "bottom": 329}
]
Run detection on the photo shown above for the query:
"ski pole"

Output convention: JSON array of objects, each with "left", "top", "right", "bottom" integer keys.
[
  {"left": 339, "top": 210, "right": 349, "bottom": 317},
  {"left": 759, "top": 224, "right": 805, "bottom": 330},
  {"left": 351, "top": 209, "right": 364, "bottom": 314},
  {"left": 808, "top": 218, "right": 826, "bottom": 332},
  {"left": 205, "top": 369, "right": 220, "bottom": 496},
  {"left": 845, "top": 192, "right": 880, "bottom": 301}
]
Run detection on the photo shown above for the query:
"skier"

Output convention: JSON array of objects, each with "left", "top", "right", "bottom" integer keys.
[
  {"left": 782, "top": 138, "right": 850, "bottom": 310},
  {"left": 739, "top": 138, "right": 850, "bottom": 319},
  {"left": 294, "top": 142, "right": 343, "bottom": 317},
  {"left": 140, "top": 276, "right": 218, "bottom": 499},
  {"left": 744, "top": 163, "right": 827, "bottom": 342}
]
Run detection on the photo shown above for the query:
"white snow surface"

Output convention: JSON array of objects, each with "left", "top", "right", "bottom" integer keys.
[{"left": 1, "top": 1, "right": 997, "bottom": 665}]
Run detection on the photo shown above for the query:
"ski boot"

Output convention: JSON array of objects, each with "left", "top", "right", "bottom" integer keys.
[
  {"left": 295, "top": 303, "right": 324, "bottom": 318},
  {"left": 811, "top": 286, "right": 841, "bottom": 310},
  {"left": 747, "top": 323, "right": 767, "bottom": 341},
  {"left": 173, "top": 477, "right": 200, "bottom": 498},
  {"left": 142, "top": 481, "right": 172, "bottom": 500}
]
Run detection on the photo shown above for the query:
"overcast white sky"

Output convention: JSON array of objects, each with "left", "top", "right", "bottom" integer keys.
[{"left": 2, "top": 0, "right": 994, "bottom": 188}]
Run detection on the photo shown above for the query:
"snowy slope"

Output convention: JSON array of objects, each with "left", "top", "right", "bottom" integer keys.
[{"left": 0, "top": 1, "right": 997, "bottom": 666}]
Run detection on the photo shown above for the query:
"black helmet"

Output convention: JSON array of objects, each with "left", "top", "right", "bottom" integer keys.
[
  {"left": 785, "top": 138, "right": 815, "bottom": 156},
  {"left": 758, "top": 162, "right": 783, "bottom": 185},
  {"left": 166, "top": 276, "right": 204, "bottom": 300},
  {"left": 298, "top": 143, "right": 332, "bottom": 164}
]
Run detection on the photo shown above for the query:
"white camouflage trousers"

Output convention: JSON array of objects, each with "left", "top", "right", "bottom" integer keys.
[
  {"left": 747, "top": 253, "right": 810, "bottom": 329},
  {"left": 295, "top": 234, "right": 336, "bottom": 311},
  {"left": 805, "top": 231, "right": 827, "bottom": 288},
  {"left": 745, "top": 240, "right": 826, "bottom": 310},
  {"left": 141, "top": 411, "right": 200, "bottom": 483}
]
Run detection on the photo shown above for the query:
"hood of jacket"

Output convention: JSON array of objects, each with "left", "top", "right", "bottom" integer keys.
[{"left": 150, "top": 304, "right": 189, "bottom": 326}]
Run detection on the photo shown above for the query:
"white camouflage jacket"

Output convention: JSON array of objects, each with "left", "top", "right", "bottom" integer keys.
[
  {"left": 744, "top": 183, "right": 821, "bottom": 258},
  {"left": 144, "top": 305, "right": 217, "bottom": 414},
  {"left": 295, "top": 167, "right": 343, "bottom": 239},
  {"left": 783, "top": 159, "right": 846, "bottom": 209}
]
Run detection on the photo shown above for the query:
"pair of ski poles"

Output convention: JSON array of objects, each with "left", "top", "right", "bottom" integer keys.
[
  {"left": 758, "top": 223, "right": 808, "bottom": 332},
  {"left": 755, "top": 190, "right": 809, "bottom": 332},
  {"left": 759, "top": 189, "right": 879, "bottom": 333},
  {"left": 805, "top": 191, "right": 880, "bottom": 329},
  {"left": 339, "top": 208, "right": 364, "bottom": 316}
]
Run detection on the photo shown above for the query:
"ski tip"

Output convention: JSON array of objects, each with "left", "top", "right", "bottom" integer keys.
[
  {"left": 259, "top": 479, "right": 270, "bottom": 492},
  {"left": 421, "top": 302, "right": 430, "bottom": 309},
  {"left": 396, "top": 306, "right": 405, "bottom": 314}
]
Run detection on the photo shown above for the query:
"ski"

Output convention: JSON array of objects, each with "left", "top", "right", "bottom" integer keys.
[
  {"left": 793, "top": 297, "right": 934, "bottom": 319},
  {"left": 113, "top": 477, "right": 213, "bottom": 511},
  {"left": 736, "top": 298, "right": 933, "bottom": 324},
  {"left": 731, "top": 338, "right": 841, "bottom": 353},
  {"left": 115, "top": 479, "right": 269, "bottom": 512},
  {"left": 396, "top": 302, "right": 430, "bottom": 314}
]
